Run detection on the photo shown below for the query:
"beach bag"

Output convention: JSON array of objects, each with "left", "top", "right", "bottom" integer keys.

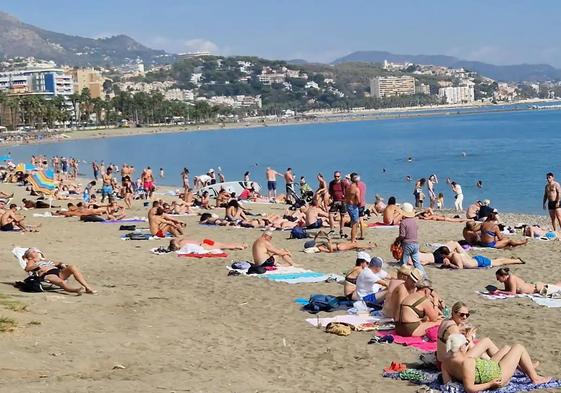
[
  {"left": 325, "top": 322, "right": 353, "bottom": 336},
  {"left": 303, "top": 294, "right": 340, "bottom": 314},
  {"left": 127, "top": 232, "right": 151, "bottom": 240},
  {"left": 390, "top": 242, "right": 404, "bottom": 260},
  {"left": 119, "top": 225, "right": 136, "bottom": 231},
  {"left": 14, "top": 275, "right": 44, "bottom": 293},
  {"left": 231, "top": 261, "right": 252, "bottom": 270},
  {"left": 247, "top": 264, "right": 266, "bottom": 275},
  {"left": 290, "top": 227, "right": 308, "bottom": 239}
]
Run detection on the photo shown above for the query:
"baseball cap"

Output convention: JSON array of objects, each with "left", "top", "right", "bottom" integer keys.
[
  {"left": 356, "top": 251, "right": 371, "bottom": 262},
  {"left": 369, "top": 256, "right": 384, "bottom": 268}
]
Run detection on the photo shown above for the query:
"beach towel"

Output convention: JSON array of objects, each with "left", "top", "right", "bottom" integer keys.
[
  {"left": 227, "top": 266, "right": 343, "bottom": 284},
  {"left": 100, "top": 217, "right": 147, "bottom": 224},
  {"left": 375, "top": 330, "right": 437, "bottom": 352},
  {"left": 305, "top": 314, "right": 391, "bottom": 328},
  {"left": 383, "top": 368, "right": 561, "bottom": 393},
  {"left": 120, "top": 232, "right": 173, "bottom": 240},
  {"left": 368, "top": 222, "right": 398, "bottom": 228},
  {"left": 32, "top": 212, "right": 62, "bottom": 218},
  {"left": 12, "top": 247, "right": 30, "bottom": 269},
  {"left": 477, "top": 291, "right": 561, "bottom": 308},
  {"left": 175, "top": 244, "right": 228, "bottom": 258}
]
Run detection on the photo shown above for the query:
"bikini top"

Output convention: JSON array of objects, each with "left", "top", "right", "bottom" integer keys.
[{"left": 399, "top": 296, "right": 428, "bottom": 320}]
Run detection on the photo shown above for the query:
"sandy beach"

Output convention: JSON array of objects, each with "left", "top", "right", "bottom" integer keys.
[{"left": 0, "top": 179, "right": 560, "bottom": 393}]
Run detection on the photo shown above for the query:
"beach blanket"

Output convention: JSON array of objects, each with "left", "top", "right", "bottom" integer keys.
[
  {"left": 228, "top": 266, "right": 343, "bottom": 284},
  {"left": 176, "top": 244, "right": 228, "bottom": 258},
  {"left": 477, "top": 291, "right": 561, "bottom": 308},
  {"left": 383, "top": 368, "right": 561, "bottom": 393},
  {"left": 368, "top": 222, "right": 398, "bottom": 228},
  {"left": 375, "top": 330, "right": 437, "bottom": 352},
  {"left": 121, "top": 233, "right": 173, "bottom": 240},
  {"left": 100, "top": 217, "right": 147, "bottom": 224},
  {"left": 12, "top": 247, "right": 30, "bottom": 269},
  {"left": 32, "top": 212, "right": 63, "bottom": 218},
  {"left": 305, "top": 314, "right": 391, "bottom": 328}
]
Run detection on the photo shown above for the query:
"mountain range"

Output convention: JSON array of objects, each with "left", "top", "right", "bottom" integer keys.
[
  {"left": 0, "top": 11, "right": 174, "bottom": 66},
  {"left": 333, "top": 51, "right": 561, "bottom": 82}
]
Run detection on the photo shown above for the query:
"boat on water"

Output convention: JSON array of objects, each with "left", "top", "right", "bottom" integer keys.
[{"left": 196, "top": 181, "right": 261, "bottom": 198}]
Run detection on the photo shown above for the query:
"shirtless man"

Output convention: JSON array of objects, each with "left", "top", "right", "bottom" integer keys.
[
  {"left": 345, "top": 173, "right": 361, "bottom": 242},
  {"left": 0, "top": 204, "right": 40, "bottom": 232},
  {"left": 284, "top": 168, "right": 295, "bottom": 204},
  {"left": 142, "top": 167, "right": 155, "bottom": 199},
  {"left": 383, "top": 197, "right": 402, "bottom": 225},
  {"left": 328, "top": 171, "right": 347, "bottom": 237},
  {"left": 305, "top": 199, "right": 329, "bottom": 229},
  {"left": 105, "top": 201, "right": 126, "bottom": 220},
  {"left": 169, "top": 237, "right": 248, "bottom": 251},
  {"left": 543, "top": 172, "right": 561, "bottom": 230},
  {"left": 148, "top": 200, "right": 186, "bottom": 229},
  {"left": 265, "top": 167, "right": 281, "bottom": 201},
  {"left": 101, "top": 167, "right": 116, "bottom": 203},
  {"left": 252, "top": 230, "right": 295, "bottom": 266},
  {"left": 149, "top": 207, "right": 183, "bottom": 237}
]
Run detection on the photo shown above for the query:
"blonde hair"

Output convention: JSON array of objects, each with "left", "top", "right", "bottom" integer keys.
[
  {"left": 446, "top": 333, "right": 467, "bottom": 353},
  {"left": 452, "top": 301, "right": 467, "bottom": 315}
]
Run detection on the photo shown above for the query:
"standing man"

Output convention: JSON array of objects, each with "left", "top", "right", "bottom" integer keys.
[
  {"left": 265, "top": 167, "right": 281, "bottom": 201},
  {"left": 101, "top": 167, "right": 116, "bottom": 203},
  {"left": 284, "top": 168, "right": 295, "bottom": 204},
  {"left": 328, "top": 171, "right": 347, "bottom": 238},
  {"left": 356, "top": 174, "right": 367, "bottom": 240},
  {"left": 394, "top": 202, "right": 426, "bottom": 278},
  {"left": 543, "top": 172, "right": 561, "bottom": 230},
  {"left": 142, "top": 166, "right": 155, "bottom": 199},
  {"left": 345, "top": 173, "right": 361, "bottom": 243},
  {"left": 92, "top": 160, "right": 99, "bottom": 181},
  {"left": 427, "top": 174, "right": 438, "bottom": 209}
]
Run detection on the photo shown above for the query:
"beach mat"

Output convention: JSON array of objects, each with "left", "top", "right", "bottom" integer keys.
[
  {"left": 368, "top": 222, "right": 398, "bottom": 228},
  {"left": 101, "top": 218, "right": 147, "bottom": 224},
  {"left": 228, "top": 266, "right": 343, "bottom": 284},
  {"left": 305, "top": 314, "right": 391, "bottom": 328},
  {"left": 477, "top": 291, "right": 561, "bottom": 308},
  {"left": 383, "top": 368, "right": 561, "bottom": 393},
  {"left": 375, "top": 330, "right": 437, "bottom": 352},
  {"left": 178, "top": 252, "right": 228, "bottom": 258}
]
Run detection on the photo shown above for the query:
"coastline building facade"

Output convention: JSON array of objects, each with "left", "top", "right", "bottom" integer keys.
[
  {"left": 0, "top": 68, "right": 73, "bottom": 98},
  {"left": 370, "top": 76, "right": 415, "bottom": 98},
  {"left": 67, "top": 68, "right": 105, "bottom": 99},
  {"left": 438, "top": 86, "right": 475, "bottom": 104},
  {"left": 415, "top": 83, "right": 431, "bottom": 95}
]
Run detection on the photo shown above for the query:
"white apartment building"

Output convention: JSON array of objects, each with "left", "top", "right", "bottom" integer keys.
[
  {"left": 164, "top": 88, "right": 195, "bottom": 101},
  {"left": 415, "top": 83, "right": 431, "bottom": 95},
  {"left": 370, "top": 76, "right": 416, "bottom": 98},
  {"left": 0, "top": 68, "right": 73, "bottom": 98},
  {"left": 438, "top": 86, "right": 475, "bottom": 104}
]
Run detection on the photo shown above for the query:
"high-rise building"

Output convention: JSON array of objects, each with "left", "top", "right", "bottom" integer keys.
[
  {"left": 0, "top": 68, "right": 73, "bottom": 98},
  {"left": 68, "top": 68, "right": 105, "bottom": 99},
  {"left": 415, "top": 83, "right": 431, "bottom": 95},
  {"left": 370, "top": 76, "right": 415, "bottom": 98},
  {"left": 438, "top": 86, "right": 475, "bottom": 104}
]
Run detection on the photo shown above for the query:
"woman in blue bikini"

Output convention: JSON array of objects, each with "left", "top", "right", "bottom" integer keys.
[{"left": 479, "top": 212, "right": 528, "bottom": 249}]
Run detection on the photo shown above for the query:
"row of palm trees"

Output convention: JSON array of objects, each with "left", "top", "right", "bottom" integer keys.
[{"left": 0, "top": 89, "right": 230, "bottom": 131}]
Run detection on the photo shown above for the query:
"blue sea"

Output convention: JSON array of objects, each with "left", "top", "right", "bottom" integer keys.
[{"left": 4, "top": 107, "right": 561, "bottom": 215}]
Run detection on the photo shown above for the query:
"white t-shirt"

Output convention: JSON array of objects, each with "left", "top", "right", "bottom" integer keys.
[{"left": 356, "top": 268, "right": 388, "bottom": 298}]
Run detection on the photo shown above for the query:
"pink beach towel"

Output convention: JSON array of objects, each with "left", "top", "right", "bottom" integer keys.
[{"left": 376, "top": 329, "right": 437, "bottom": 352}]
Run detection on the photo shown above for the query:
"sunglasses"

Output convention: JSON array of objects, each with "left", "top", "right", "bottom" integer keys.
[{"left": 458, "top": 312, "right": 470, "bottom": 318}]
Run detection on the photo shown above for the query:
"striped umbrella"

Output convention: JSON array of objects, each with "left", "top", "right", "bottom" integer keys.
[{"left": 29, "top": 169, "right": 57, "bottom": 194}]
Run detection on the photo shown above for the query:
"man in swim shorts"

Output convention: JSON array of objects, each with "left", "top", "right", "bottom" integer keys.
[
  {"left": 266, "top": 167, "right": 281, "bottom": 201},
  {"left": 328, "top": 171, "right": 348, "bottom": 237},
  {"left": 438, "top": 248, "right": 524, "bottom": 269},
  {"left": 345, "top": 173, "right": 361, "bottom": 242},
  {"left": 543, "top": 172, "right": 561, "bottom": 230},
  {"left": 252, "top": 230, "right": 295, "bottom": 266},
  {"left": 101, "top": 167, "right": 116, "bottom": 203}
]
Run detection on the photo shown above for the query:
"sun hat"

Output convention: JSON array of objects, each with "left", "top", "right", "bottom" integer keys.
[
  {"left": 401, "top": 202, "right": 415, "bottom": 218},
  {"left": 482, "top": 199, "right": 491, "bottom": 206},
  {"left": 408, "top": 268, "right": 423, "bottom": 283},
  {"left": 356, "top": 251, "right": 371, "bottom": 262},
  {"left": 369, "top": 256, "right": 384, "bottom": 268},
  {"left": 397, "top": 265, "right": 412, "bottom": 276}
]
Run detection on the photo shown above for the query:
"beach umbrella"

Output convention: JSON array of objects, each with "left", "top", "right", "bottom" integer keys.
[
  {"left": 15, "top": 163, "right": 38, "bottom": 173},
  {"left": 28, "top": 169, "right": 57, "bottom": 195}
]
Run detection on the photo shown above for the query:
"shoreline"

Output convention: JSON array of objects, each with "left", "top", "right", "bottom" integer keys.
[{"left": 2, "top": 98, "right": 559, "bottom": 148}]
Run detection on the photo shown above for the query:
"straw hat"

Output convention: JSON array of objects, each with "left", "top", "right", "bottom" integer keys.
[
  {"left": 397, "top": 265, "right": 412, "bottom": 276},
  {"left": 408, "top": 268, "right": 423, "bottom": 283},
  {"left": 401, "top": 202, "right": 415, "bottom": 218}
]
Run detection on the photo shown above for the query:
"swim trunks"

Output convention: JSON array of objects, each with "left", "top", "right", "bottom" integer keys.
[
  {"left": 479, "top": 241, "right": 496, "bottom": 248},
  {"left": 155, "top": 230, "right": 165, "bottom": 238},
  {"left": 306, "top": 218, "right": 323, "bottom": 229},
  {"left": 267, "top": 181, "right": 276, "bottom": 191},
  {"left": 260, "top": 256, "right": 275, "bottom": 267},
  {"left": 548, "top": 200, "right": 560, "bottom": 210},
  {"left": 101, "top": 185, "right": 113, "bottom": 197},
  {"left": 346, "top": 204, "right": 360, "bottom": 224},
  {"left": 0, "top": 223, "right": 15, "bottom": 231},
  {"left": 473, "top": 255, "right": 492, "bottom": 268},
  {"left": 363, "top": 292, "right": 383, "bottom": 305},
  {"left": 329, "top": 201, "right": 346, "bottom": 214},
  {"left": 144, "top": 181, "right": 155, "bottom": 192}
]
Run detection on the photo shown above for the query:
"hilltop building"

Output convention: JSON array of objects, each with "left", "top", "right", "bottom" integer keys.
[{"left": 370, "top": 76, "right": 415, "bottom": 98}]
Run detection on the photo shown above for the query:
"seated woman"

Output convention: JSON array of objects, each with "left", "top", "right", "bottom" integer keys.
[
  {"left": 416, "top": 208, "right": 466, "bottom": 222},
  {"left": 523, "top": 225, "right": 558, "bottom": 240},
  {"left": 394, "top": 280, "right": 444, "bottom": 337},
  {"left": 344, "top": 252, "right": 371, "bottom": 300},
  {"left": 23, "top": 248, "right": 96, "bottom": 295},
  {"left": 383, "top": 196, "right": 402, "bottom": 225},
  {"left": 480, "top": 212, "right": 528, "bottom": 249},
  {"left": 225, "top": 199, "right": 248, "bottom": 224},
  {"left": 495, "top": 267, "right": 561, "bottom": 295},
  {"left": 442, "top": 334, "right": 550, "bottom": 392},
  {"left": 437, "top": 302, "right": 501, "bottom": 365},
  {"left": 304, "top": 230, "right": 375, "bottom": 253},
  {"left": 437, "top": 247, "right": 524, "bottom": 269}
]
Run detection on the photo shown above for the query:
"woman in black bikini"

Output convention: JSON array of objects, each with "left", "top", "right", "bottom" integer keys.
[{"left": 394, "top": 281, "right": 443, "bottom": 337}]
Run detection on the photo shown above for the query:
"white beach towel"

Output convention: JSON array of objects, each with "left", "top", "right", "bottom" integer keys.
[
  {"left": 12, "top": 246, "right": 29, "bottom": 269},
  {"left": 305, "top": 314, "right": 391, "bottom": 328},
  {"left": 177, "top": 244, "right": 225, "bottom": 255},
  {"left": 477, "top": 291, "right": 561, "bottom": 308}
]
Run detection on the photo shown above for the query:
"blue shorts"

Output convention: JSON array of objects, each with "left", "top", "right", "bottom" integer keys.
[
  {"left": 267, "top": 181, "right": 276, "bottom": 191},
  {"left": 363, "top": 292, "right": 383, "bottom": 305},
  {"left": 473, "top": 255, "right": 492, "bottom": 268},
  {"left": 306, "top": 218, "right": 323, "bottom": 229},
  {"left": 101, "top": 185, "right": 113, "bottom": 196},
  {"left": 347, "top": 204, "right": 359, "bottom": 223},
  {"left": 479, "top": 241, "right": 496, "bottom": 248}
]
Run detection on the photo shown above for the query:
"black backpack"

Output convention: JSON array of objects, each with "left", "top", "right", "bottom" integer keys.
[
  {"left": 302, "top": 294, "right": 340, "bottom": 314},
  {"left": 14, "top": 275, "right": 44, "bottom": 293}
]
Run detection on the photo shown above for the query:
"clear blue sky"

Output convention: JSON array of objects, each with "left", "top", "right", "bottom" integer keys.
[{"left": 3, "top": 0, "right": 561, "bottom": 66}]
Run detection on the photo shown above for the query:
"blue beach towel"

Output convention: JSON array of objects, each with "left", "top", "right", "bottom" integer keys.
[{"left": 384, "top": 369, "right": 561, "bottom": 393}]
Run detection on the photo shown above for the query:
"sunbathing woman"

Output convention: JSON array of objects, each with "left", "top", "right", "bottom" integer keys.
[
  {"left": 418, "top": 241, "right": 467, "bottom": 265},
  {"left": 383, "top": 196, "right": 402, "bottom": 225},
  {"left": 495, "top": 267, "right": 561, "bottom": 295},
  {"left": 304, "top": 230, "right": 376, "bottom": 253},
  {"left": 23, "top": 248, "right": 96, "bottom": 295},
  {"left": 442, "top": 334, "right": 550, "bottom": 392},
  {"left": 437, "top": 247, "right": 524, "bottom": 269},
  {"left": 437, "top": 302, "right": 501, "bottom": 365},
  {"left": 168, "top": 237, "right": 248, "bottom": 251},
  {"left": 480, "top": 212, "right": 528, "bottom": 249},
  {"left": 522, "top": 225, "right": 558, "bottom": 240},
  {"left": 416, "top": 208, "right": 466, "bottom": 223},
  {"left": 343, "top": 252, "right": 370, "bottom": 300},
  {"left": 394, "top": 280, "right": 444, "bottom": 337}
]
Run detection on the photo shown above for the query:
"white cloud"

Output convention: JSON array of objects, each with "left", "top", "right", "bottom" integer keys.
[{"left": 182, "top": 38, "right": 219, "bottom": 54}]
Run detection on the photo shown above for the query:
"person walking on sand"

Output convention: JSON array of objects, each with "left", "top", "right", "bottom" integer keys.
[
  {"left": 447, "top": 178, "right": 464, "bottom": 211},
  {"left": 265, "top": 167, "right": 281, "bottom": 201},
  {"left": 394, "top": 202, "right": 426, "bottom": 278},
  {"left": 543, "top": 172, "right": 561, "bottom": 230},
  {"left": 345, "top": 173, "right": 361, "bottom": 243}
]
